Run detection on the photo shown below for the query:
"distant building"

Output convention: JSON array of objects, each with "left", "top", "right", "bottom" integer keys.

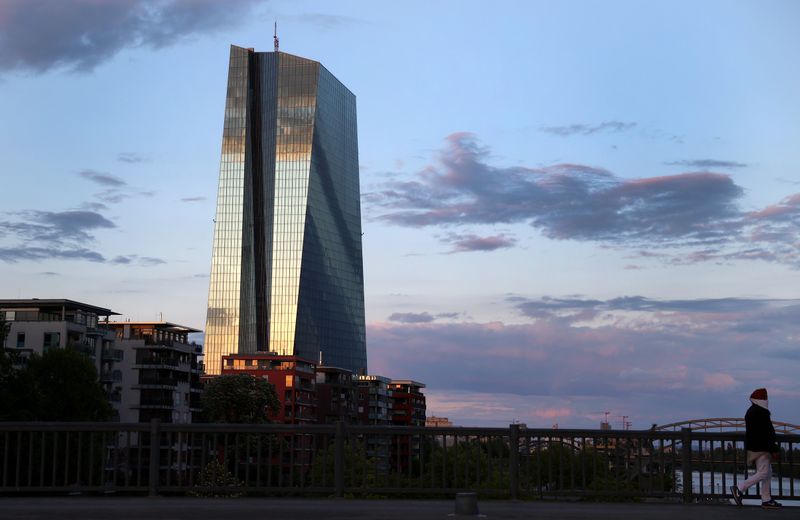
[
  {"left": 221, "top": 354, "right": 317, "bottom": 424},
  {"left": 107, "top": 321, "right": 203, "bottom": 424},
  {"left": 357, "top": 374, "right": 392, "bottom": 425},
  {"left": 426, "top": 416, "right": 453, "bottom": 427},
  {"left": 356, "top": 374, "right": 392, "bottom": 470},
  {"left": 315, "top": 365, "right": 358, "bottom": 424},
  {"left": 389, "top": 380, "right": 426, "bottom": 427},
  {"left": 204, "top": 46, "right": 367, "bottom": 376},
  {"left": 388, "top": 380, "right": 426, "bottom": 473},
  {"left": 0, "top": 298, "right": 120, "bottom": 414}
]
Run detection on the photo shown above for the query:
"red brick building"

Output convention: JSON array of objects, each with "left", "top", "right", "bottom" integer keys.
[
  {"left": 220, "top": 354, "right": 317, "bottom": 424},
  {"left": 388, "top": 380, "right": 426, "bottom": 473},
  {"left": 389, "top": 380, "right": 426, "bottom": 426}
]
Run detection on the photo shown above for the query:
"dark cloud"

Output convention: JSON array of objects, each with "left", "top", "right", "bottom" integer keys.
[
  {"left": 435, "top": 312, "right": 461, "bottom": 319},
  {"left": 77, "top": 170, "right": 154, "bottom": 205},
  {"left": 367, "top": 296, "right": 800, "bottom": 426},
  {"left": 510, "top": 295, "right": 790, "bottom": 322},
  {"left": 139, "top": 256, "right": 166, "bottom": 266},
  {"left": 664, "top": 159, "right": 747, "bottom": 169},
  {"left": 0, "top": 246, "right": 105, "bottom": 263},
  {"left": 79, "top": 169, "right": 126, "bottom": 187},
  {"left": 441, "top": 233, "right": 517, "bottom": 253},
  {"left": 0, "top": 0, "right": 264, "bottom": 73},
  {"left": 40, "top": 271, "right": 59, "bottom": 276},
  {"left": 388, "top": 312, "right": 436, "bottom": 324},
  {"left": 540, "top": 121, "right": 636, "bottom": 136},
  {"left": 111, "top": 255, "right": 166, "bottom": 266},
  {"left": 367, "top": 133, "right": 800, "bottom": 267},
  {"left": 117, "top": 152, "right": 149, "bottom": 164},
  {"left": 0, "top": 207, "right": 161, "bottom": 266},
  {"left": 0, "top": 208, "right": 114, "bottom": 263},
  {"left": 181, "top": 196, "right": 207, "bottom": 203},
  {"left": 3, "top": 210, "right": 117, "bottom": 243},
  {"left": 387, "top": 311, "right": 462, "bottom": 323}
]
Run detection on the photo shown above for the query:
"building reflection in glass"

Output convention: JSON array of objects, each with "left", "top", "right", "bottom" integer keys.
[{"left": 205, "top": 47, "right": 366, "bottom": 377}]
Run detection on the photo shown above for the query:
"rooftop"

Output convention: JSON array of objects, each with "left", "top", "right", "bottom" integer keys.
[{"left": 0, "top": 298, "right": 119, "bottom": 316}]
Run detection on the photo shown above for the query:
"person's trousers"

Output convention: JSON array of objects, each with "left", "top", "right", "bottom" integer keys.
[{"left": 738, "top": 453, "right": 772, "bottom": 501}]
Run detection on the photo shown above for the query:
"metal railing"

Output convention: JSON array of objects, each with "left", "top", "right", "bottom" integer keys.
[{"left": 0, "top": 422, "right": 797, "bottom": 501}]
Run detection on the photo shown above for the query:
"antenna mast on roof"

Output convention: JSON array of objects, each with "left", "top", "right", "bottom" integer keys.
[{"left": 274, "top": 21, "right": 279, "bottom": 52}]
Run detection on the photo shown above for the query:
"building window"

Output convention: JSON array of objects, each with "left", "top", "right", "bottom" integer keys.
[
  {"left": 16, "top": 332, "right": 25, "bottom": 349},
  {"left": 43, "top": 332, "right": 60, "bottom": 351}
]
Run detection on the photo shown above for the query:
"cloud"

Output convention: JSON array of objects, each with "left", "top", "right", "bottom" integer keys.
[
  {"left": 79, "top": 169, "right": 126, "bottom": 187},
  {"left": 367, "top": 133, "right": 800, "bottom": 267},
  {"left": 76, "top": 169, "right": 154, "bottom": 205},
  {"left": 0, "top": 246, "right": 106, "bottom": 263},
  {"left": 441, "top": 233, "right": 517, "bottom": 253},
  {"left": 510, "top": 295, "right": 786, "bottom": 321},
  {"left": 388, "top": 312, "right": 436, "bottom": 324},
  {"left": 0, "top": 0, "right": 265, "bottom": 74},
  {"left": 0, "top": 207, "right": 162, "bottom": 266},
  {"left": 367, "top": 296, "right": 800, "bottom": 427},
  {"left": 181, "top": 196, "right": 207, "bottom": 203},
  {"left": 387, "top": 311, "right": 462, "bottom": 323},
  {"left": 286, "top": 13, "right": 361, "bottom": 30},
  {"left": 540, "top": 121, "right": 636, "bottom": 136},
  {"left": 664, "top": 159, "right": 748, "bottom": 169},
  {"left": 111, "top": 254, "right": 166, "bottom": 266},
  {"left": 3, "top": 210, "right": 117, "bottom": 243},
  {"left": 117, "top": 152, "right": 149, "bottom": 164}
]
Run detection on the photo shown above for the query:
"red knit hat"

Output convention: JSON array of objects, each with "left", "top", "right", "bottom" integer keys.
[{"left": 750, "top": 388, "right": 768, "bottom": 400}]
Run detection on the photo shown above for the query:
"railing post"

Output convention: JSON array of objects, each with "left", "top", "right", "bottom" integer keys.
[
  {"left": 148, "top": 419, "right": 161, "bottom": 497},
  {"left": 334, "top": 420, "right": 345, "bottom": 498},
  {"left": 681, "top": 427, "right": 692, "bottom": 503},
  {"left": 509, "top": 423, "right": 520, "bottom": 500}
]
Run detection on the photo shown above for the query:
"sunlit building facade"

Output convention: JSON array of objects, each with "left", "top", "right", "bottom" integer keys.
[{"left": 205, "top": 46, "right": 366, "bottom": 376}]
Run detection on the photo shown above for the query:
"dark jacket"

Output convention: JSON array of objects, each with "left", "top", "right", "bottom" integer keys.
[{"left": 745, "top": 403, "right": 778, "bottom": 453}]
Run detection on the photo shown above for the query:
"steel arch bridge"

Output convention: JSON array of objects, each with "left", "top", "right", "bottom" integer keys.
[{"left": 654, "top": 418, "right": 800, "bottom": 434}]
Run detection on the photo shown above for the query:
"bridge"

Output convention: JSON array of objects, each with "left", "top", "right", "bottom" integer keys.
[
  {"left": 1, "top": 420, "right": 798, "bottom": 505},
  {"left": 655, "top": 418, "right": 800, "bottom": 434}
]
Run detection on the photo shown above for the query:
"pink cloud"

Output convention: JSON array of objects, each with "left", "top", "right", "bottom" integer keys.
[
  {"left": 531, "top": 407, "right": 574, "bottom": 420},
  {"left": 703, "top": 372, "right": 736, "bottom": 391},
  {"left": 366, "top": 297, "right": 800, "bottom": 427}
]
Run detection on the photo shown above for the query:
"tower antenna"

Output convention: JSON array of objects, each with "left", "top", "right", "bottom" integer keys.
[{"left": 274, "top": 21, "right": 279, "bottom": 52}]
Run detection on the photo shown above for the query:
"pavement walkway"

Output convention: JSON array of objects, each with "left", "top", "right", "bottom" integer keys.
[{"left": 1, "top": 497, "right": 797, "bottom": 520}]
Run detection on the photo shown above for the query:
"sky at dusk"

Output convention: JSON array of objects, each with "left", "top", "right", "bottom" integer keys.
[{"left": 1, "top": 0, "right": 798, "bottom": 429}]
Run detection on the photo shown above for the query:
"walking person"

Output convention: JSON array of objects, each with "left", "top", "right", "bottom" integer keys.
[{"left": 730, "top": 388, "right": 782, "bottom": 509}]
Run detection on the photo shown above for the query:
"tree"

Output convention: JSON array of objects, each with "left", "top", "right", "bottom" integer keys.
[
  {"left": 0, "top": 311, "right": 9, "bottom": 351},
  {"left": 200, "top": 374, "right": 280, "bottom": 423},
  {"left": 0, "top": 348, "right": 112, "bottom": 421}
]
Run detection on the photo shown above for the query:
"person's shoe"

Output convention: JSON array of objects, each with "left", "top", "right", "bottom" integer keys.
[
  {"left": 730, "top": 485, "right": 743, "bottom": 506},
  {"left": 762, "top": 499, "right": 782, "bottom": 509}
]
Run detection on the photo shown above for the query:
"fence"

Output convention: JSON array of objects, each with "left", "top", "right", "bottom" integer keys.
[{"left": 0, "top": 421, "right": 797, "bottom": 501}]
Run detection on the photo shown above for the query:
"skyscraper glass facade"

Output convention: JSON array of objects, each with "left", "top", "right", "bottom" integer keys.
[{"left": 205, "top": 46, "right": 366, "bottom": 376}]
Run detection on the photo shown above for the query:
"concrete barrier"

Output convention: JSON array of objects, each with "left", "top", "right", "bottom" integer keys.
[{"left": 454, "top": 492, "right": 479, "bottom": 516}]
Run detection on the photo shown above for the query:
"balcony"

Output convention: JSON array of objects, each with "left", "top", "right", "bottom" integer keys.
[
  {"left": 67, "top": 342, "right": 95, "bottom": 357},
  {"left": 134, "top": 355, "right": 180, "bottom": 368},
  {"left": 100, "top": 370, "right": 122, "bottom": 383},
  {"left": 101, "top": 348, "right": 124, "bottom": 362},
  {"left": 135, "top": 376, "right": 180, "bottom": 388}
]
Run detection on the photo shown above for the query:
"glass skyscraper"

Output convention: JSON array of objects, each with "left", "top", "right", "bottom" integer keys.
[{"left": 204, "top": 46, "right": 366, "bottom": 376}]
